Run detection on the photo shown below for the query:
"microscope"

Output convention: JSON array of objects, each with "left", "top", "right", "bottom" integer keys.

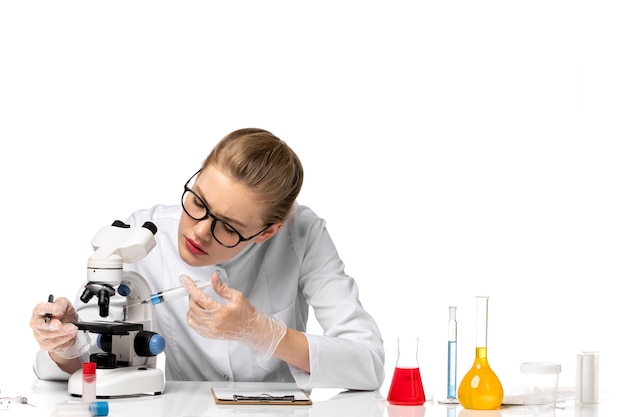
[{"left": 67, "top": 220, "right": 166, "bottom": 397}]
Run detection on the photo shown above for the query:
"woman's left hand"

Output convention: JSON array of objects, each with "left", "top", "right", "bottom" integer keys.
[{"left": 182, "top": 273, "right": 287, "bottom": 359}]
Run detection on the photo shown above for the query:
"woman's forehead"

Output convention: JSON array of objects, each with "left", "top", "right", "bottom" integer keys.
[{"left": 195, "top": 165, "right": 263, "bottom": 228}]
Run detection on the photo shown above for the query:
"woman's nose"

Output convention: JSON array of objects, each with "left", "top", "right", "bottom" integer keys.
[{"left": 193, "top": 218, "right": 214, "bottom": 241}]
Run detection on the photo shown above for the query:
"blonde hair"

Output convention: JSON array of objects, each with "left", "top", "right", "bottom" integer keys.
[{"left": 201, "top": 128, "right": 304, "bottom": 225}]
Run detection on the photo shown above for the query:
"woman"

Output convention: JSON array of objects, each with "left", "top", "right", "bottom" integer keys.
[{"left": 30, "top": 128, "right": 385, "bottom": 390}]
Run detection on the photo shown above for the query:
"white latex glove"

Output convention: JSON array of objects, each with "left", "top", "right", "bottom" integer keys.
[
  {"left": 182, "top": 272, "right": 287, "bottom": 360},
  {"left": 30, "top": 296, "right": 90, "bottom": 359}
]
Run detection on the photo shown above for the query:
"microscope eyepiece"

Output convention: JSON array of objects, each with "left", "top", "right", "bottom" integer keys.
[{"left": 142, "top": 221, "right": 158, "bottom": 235}]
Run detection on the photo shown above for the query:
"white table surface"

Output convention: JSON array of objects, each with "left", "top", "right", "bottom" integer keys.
[{"left": 2, "top": 379, "right": 616, "bottom": 417}]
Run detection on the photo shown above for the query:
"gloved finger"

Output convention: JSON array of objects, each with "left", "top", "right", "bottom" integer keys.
[
  {"left": 32, "top": 301, "right": 59, "bottom": 324},
  {"left": 38, "top": 324, "right": 77, "bottom": 344},
  {"left": 32, "top": 297, "right": 78, "bottom": 325},
  {"left": 209, "top": 271, "right": 236, "bottom": 303},
  {"left": 32, "top": 321, "right": 78, "bottom": 351},
  {"left": 54, "top": 297, "right": 80, "bottom": 322},
  {"left": 184, "top": 300, "right": 223, "bottom": 339},
  {"left": 181, "top": 273, "right": 222, "bottom": 311},
  {"left": 181, "top": 273, "right": 230, "bottom": 338}
]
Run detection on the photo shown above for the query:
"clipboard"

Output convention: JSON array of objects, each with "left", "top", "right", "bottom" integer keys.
[{"left": 211, "top": 387, "right": 312, "bottom": 405}]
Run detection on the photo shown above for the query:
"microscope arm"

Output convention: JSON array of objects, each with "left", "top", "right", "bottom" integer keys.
[{"left": 119, "top": 271, "right": 157, "bottom": 327}]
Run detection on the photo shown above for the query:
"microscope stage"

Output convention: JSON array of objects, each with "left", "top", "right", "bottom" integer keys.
[{"left": 75, "top": 321, "right": 143, "bottom": 334}]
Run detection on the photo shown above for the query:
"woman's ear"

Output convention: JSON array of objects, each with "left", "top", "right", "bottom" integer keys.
[{"left": 253, "top": 222, "right": 283, "bottom": 243}]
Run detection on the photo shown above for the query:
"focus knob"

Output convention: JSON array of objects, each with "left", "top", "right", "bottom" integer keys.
[{"left": 134, "top": 331, "right": 165, "bottom": 357}]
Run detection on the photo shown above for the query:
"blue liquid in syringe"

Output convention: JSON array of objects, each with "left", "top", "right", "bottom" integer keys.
[{"left": 447, "top": 340, "right": 457, "bottom": 399}]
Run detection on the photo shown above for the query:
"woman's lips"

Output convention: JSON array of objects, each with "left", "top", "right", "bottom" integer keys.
[{"left": 185, "top": 237, "right": 207, "bottom": 255}]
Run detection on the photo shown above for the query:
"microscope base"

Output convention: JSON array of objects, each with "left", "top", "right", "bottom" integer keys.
[{"left": 68, "top": 366, "right": 165, "bottom": 397}]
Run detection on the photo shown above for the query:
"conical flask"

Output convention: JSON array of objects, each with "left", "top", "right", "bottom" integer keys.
[
  {"left": 458, "top": 296, "right": 503, "bottom": 410},
  {"left": 387, "top": 336, "right": 426, "bottom": 405}
]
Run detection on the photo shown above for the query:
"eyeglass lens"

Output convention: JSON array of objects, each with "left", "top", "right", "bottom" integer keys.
[{"left": 181, "top": 190, "right": 242, "bottom": 247}]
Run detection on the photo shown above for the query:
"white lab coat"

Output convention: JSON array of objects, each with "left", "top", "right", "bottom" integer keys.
[{"left": 33, "top": 204, "right": 385, "bottom": 390}]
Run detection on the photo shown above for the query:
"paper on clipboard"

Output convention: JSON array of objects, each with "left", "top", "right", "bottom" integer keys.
[{"left": 211, "top": 387, "right": 312, "bottom": 405}]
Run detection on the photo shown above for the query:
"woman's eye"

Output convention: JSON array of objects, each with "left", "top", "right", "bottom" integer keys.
[
  {"left": 224, "top": 225, "right": 238, "bottom": 235},
  {"left": 192, "top": 196, "right": 205, "bottom": 208}
]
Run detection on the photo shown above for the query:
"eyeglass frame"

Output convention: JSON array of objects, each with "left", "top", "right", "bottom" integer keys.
[{"left": 181, "top": 169, "right": 273, "bottom": 248}]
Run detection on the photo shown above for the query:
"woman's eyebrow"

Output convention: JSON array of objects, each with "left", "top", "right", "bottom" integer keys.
[{"left": 194, "top": 186, "right": 247, "bottom": 228}]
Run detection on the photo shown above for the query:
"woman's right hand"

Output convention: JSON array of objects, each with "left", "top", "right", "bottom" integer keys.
[{"left": 30, "top": 296, "right": 90, "bottom": 359}]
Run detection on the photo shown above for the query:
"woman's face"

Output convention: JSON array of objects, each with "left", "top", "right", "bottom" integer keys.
[{"left": 177, "top": 164, "right": 279, "bottom": 267}]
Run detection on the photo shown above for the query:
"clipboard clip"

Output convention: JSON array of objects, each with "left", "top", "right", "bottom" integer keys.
[{"left": 233, "top": 394, "right": 296, "bottom": 403}]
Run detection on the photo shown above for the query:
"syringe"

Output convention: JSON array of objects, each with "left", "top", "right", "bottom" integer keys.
[{"left": 135, "top": 281, "right": 212, "bottom": 306}]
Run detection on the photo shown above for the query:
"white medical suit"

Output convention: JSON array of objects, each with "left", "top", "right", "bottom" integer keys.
[{"left": 34, "top": 204, "right": 385, "bottom": 390}]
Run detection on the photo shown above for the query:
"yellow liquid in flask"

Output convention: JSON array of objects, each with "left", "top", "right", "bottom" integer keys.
[{"left": 458, "top": 347, "right": 503, "bottom": 410}]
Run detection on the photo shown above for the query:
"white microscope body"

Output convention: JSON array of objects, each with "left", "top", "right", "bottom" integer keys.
[{"left": 67, "top": 221, "right": 166, "bottom": 397}]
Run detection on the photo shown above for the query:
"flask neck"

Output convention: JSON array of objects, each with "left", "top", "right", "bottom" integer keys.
[
  {"left": 475, "top": 296, "right": 489, "bottom": 348},
  {"left": 475, "top": 346, "right": 489, "bottom": 360},
  {"left": 395, "top": 336, "right": 420, "bottom": 369}
]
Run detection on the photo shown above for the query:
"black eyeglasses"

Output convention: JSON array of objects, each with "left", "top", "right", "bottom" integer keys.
[{"left": 181, "top": 169, "right": 272, "bottom": 248}]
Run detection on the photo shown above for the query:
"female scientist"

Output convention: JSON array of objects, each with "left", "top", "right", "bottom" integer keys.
[{"left": 30, "top": 128, "right": 385, "bottom": 390}]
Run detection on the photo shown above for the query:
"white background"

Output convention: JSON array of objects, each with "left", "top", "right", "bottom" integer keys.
[{"left": 1, "top": 1, "right": 624, "bottom": 401}]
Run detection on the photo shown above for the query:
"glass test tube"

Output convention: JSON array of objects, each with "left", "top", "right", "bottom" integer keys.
[{"left": 447, "top": 306, "right": 458, "bottom": 400}]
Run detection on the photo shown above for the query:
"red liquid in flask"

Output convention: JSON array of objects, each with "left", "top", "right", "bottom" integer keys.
[{"left": 387, "top": 367, "right": 426, "bottom": 405}]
